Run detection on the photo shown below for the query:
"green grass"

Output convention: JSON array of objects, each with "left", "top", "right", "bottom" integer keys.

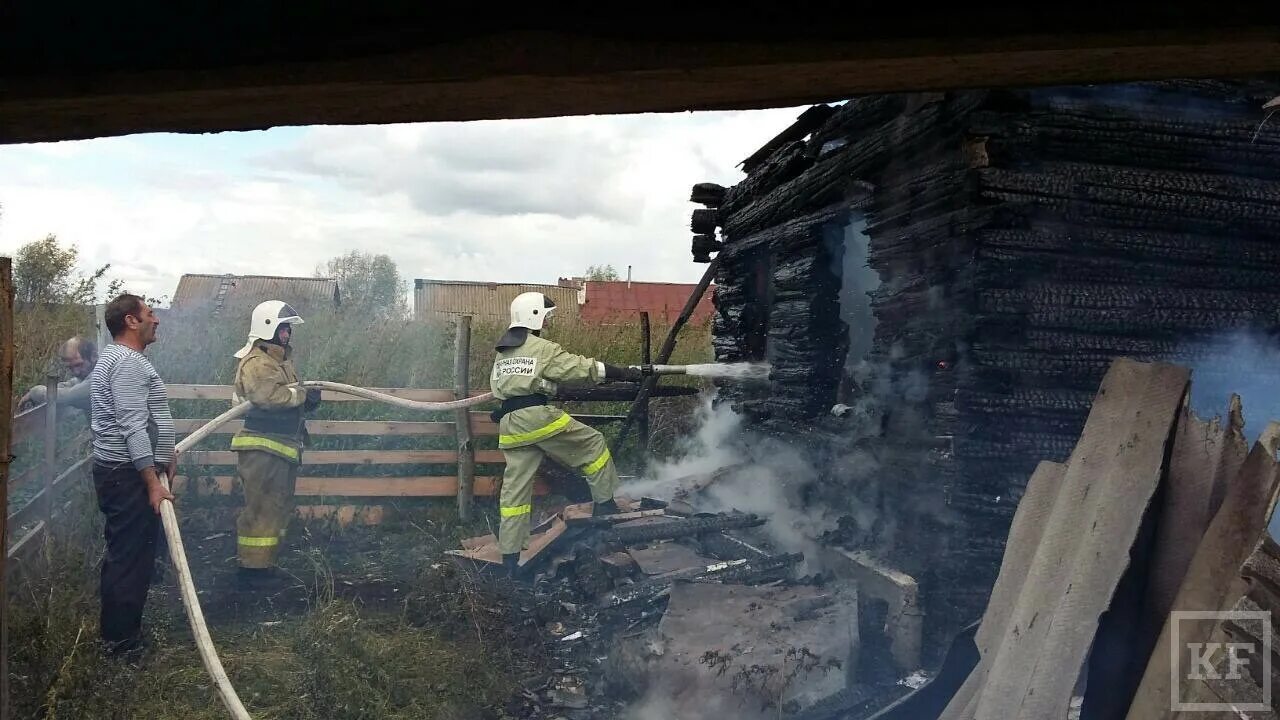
[
  {"left": 10, "top": 492, "right": 548, "bottom": 720},
  {"left": 8, "top": 303, "right": 714, "bottom": 719}
]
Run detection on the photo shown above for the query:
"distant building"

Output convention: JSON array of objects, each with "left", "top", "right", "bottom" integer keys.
[
  {"left": 169, "top": 274, "right": 341, "bottom": 317},
  {"left": 413, "top": 279, "right": 580, "bottom": 324},
  {"left": 414, "top": 276, "right": 713, "bottom": 326},
  {"left": 577, "top": 280, "right": 714, "bottom": 324}
]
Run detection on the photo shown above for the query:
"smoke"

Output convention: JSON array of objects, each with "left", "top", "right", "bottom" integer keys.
[
  {"left": 624, "top": 683, "right": 774, "bottom": 720},
  {"left": 837, "top": 216, "right": 880, "bottom": 382},
  {"left": 1186, "top": 329, "right": 1280, "bottom": 441},
  {"left": 629, "top": 399, "right": 837, "bottom": 568},
  {"left": 1182, "top": 328, "right": 1280, "bottom": 537}
]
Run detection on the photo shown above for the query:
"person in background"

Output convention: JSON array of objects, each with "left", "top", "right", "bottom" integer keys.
[
  {"left": 229, "top": 300, "right": 320, "bottom": 590},
  {"left": 18, "top": 336, "right": 98, "bottom": 412},
  {"left": 88, "top": 294, "right": 175, "bottom": 659}
]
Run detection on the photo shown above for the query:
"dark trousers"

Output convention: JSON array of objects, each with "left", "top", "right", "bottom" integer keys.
[{"left": 93, "top": 462, "right": 159, "bottom": 647}]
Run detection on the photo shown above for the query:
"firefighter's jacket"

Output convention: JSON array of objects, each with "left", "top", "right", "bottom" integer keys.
[
  {"left": 490, "top": 329, "right": 604, "bottom": 449},
  {"left": 231, "top": 341, "right": 307, "bottom": 463}
]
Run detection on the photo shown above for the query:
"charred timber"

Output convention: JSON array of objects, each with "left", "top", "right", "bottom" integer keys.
[
  {"left": 804, "top": 94, "right": 912, "bottom": 155},
  {"left": 689, "top": 182, "right": 727, "bottom": 207},
  {"left": 607, "top": 513, "right": 764, "bottom": 544},
  {"left": 598, "top": 552, "right": 805, "bottom": 609},
  {"left": 690, "top": 208, "right": 720, "bottom": 234},
  {"left": 718, "top": 202, "right": 850, "bottom": 262},
  {"left": 739, "top": 104, "right": 836, "bottom": 174},
  {"left": 719, "top": 140, "right": 813, "bottom": 220},
  {"left": 977, "top": 226, "right": 1280, "bottom": 268},
  {"left": 690, "top": 233, "right": 723, "bottom": 263},
  {"left": 721, "top": 92, "right": 988, "bottom": 239}
]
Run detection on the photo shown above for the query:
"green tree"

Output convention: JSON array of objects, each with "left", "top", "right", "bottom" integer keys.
[
  {"left": 103, "top": 278, "right": 166, "bottom": 308},
  {"left": 318, "top": 251, "right": 407, "bottom": 318},
  {"left": 12, "top": 234, "right": 109, "bottom": 306},
  {"left": 585, "top": 264, "right": 620, "bottom": 281}
]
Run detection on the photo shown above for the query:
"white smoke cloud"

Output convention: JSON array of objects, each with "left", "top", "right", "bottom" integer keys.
[{"left": 627, "top": 398, "right": 838, "bottom": 569}]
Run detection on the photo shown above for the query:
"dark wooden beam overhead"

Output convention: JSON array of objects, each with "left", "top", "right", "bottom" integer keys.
[{"left": 1, "top": 3, "right": 1279, "bottom": 143}]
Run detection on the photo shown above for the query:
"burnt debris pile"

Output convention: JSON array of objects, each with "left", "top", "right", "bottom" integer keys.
[{"left": 451, "top": 497, "right": 915, "bottom": 719}]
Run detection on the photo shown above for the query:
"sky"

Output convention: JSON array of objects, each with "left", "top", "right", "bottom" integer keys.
[{"left": 0, "top": 106, "right": 807, "bottom": 305}]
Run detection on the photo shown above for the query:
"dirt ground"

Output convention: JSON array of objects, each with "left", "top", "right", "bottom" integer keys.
[{"left": 8, "top": 488, "right": 563, "bottom": 720}]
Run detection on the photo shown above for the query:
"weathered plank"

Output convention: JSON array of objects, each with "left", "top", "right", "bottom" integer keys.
[
  {"left": 1125, "top": 427, "right": 1280, "bottom": 720},
  {"left": 10, "top": 404, "right": 42, "bottom": 444},
  {"left": 181, "top": 449, "right": 505, "bottom": 465},
  {"left": 173, "top": 475, "right": 544, "bottom": 497},
  {"left": 172, "top": 419, "right": 497, "bottom": 436},
  {"left": 944, "top": 359, "right": 1190, "bottom": 720},
  {"left": 166, "top": 384, "right": 484, "bottom": 403},
  {"left": 6, "top": 457, "right": 91, "bottom": 545}
]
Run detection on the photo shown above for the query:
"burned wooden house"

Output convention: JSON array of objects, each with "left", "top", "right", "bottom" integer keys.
[{"left": 694, "top": 80, "right": 1280, "bottom": 653}]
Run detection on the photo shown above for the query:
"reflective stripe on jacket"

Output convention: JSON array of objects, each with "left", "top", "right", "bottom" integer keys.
[
  {"left": 232, "top": 341, "right": 307, "bottom": 463},
  {"left": 490, "top": 333, "right": 603, "bottom": 449}
]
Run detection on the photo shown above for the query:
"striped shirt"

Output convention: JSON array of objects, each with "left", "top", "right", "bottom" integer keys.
[{"left": 90, "top": 344, "right": 175, "bottom": 471}]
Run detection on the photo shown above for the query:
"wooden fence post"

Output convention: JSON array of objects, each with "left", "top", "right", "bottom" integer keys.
[
  {"left": 617, "top": 257, "right": 719, "bottom": 446},
  {"left": 42, "top": 374, "right": 57, "bottom": 532},
  {"left": 453, "top": 316, "right": 476, "bottom": 523},
  {"left": 639, "top": 311, "right": 651, "bottom": 459},
  {"left": 0, "top": 257, "right": 13, "bottom": 720}
]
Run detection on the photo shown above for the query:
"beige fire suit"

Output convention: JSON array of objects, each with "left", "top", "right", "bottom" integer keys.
[
  {"left": 231, "top": 341, "right": 307, "bottom": 568},
  {"left": 491, "top": 330, "right": 620, "bottom": 555}
]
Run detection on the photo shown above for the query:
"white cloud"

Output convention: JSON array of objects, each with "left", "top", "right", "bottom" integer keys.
[{"left": 0, "top": 105, "right": 808, "bottom": 304}]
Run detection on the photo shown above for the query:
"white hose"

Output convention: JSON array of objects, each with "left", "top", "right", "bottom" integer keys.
[
  {"left": 158, "top": 383, "right": 496, "bottom": 719},
  {"left": 300, "top": 381, "right": 494, "bottom": 411}
]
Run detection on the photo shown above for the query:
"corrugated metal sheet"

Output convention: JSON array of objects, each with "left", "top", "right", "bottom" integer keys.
[
  {"left": 413, "top": 279, "right": 580, "bottom": 323},
  {"left": 170, "top": 274, "right": 340, "bottom": 316}
]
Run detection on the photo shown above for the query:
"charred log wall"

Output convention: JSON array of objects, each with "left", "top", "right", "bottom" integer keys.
[{"left": 705, "top": 79, "right": 1280, "bottom": 652}]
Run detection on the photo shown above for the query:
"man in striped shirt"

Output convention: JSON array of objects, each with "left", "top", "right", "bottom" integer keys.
[{"left": 89, "top": 294, "right": 175, "bottom": 658}]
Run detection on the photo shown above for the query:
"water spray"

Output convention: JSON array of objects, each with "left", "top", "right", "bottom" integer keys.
[{"left": 628, "top": 362, "right": 771, "bottom": 381}]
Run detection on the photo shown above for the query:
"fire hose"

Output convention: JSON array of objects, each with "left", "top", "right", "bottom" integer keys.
[{"left": 157, "top": 381, "right": 495, "bottom": 720}]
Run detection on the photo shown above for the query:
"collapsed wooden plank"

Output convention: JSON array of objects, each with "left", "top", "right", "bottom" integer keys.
[
  {"left": 942, "top": 359, "right": 1190, "bottom": 720},
  {"left": 1146, "top": 399, "right": 1247, "bottom": 632},
  {"left": 939, "top": 462, "right": 1066, "bottom": 720},
  {"left": 1125, "top": 425, "right": 1280, "bottom": 720}
]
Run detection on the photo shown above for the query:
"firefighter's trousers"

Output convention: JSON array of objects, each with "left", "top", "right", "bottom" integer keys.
[
  {"left": 235, "top": 449, "right": 299, "bottom": 568},
  {"left": 498, "top": 418, "right": 619, "bottom": 555}
]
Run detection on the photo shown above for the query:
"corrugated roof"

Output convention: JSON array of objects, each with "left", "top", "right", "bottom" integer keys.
[
  {"left": 170, "top": 274, "right": 340, "bottom": 315},
  {"left": 413, "top": 279, "right": 580, "bottom": 323}
]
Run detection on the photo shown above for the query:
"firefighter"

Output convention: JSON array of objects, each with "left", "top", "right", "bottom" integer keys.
[
  {"left": 229, "top": 300, "right": 320, "bottom": 587},
  {"left": 490, "top": 291, "right": 645, "bottom": 578}
]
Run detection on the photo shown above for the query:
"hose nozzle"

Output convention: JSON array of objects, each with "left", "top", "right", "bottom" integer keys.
[{"left": 628, "top": 364, "right": 688, "bottom": 376}]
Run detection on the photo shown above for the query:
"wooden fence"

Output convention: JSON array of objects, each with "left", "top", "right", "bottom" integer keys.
[
  {"left": 166, "top": 382, "right": 526, "bottom": 525},
  {"left": 3, "top": 315, "right": 641, "bottom": 560}
]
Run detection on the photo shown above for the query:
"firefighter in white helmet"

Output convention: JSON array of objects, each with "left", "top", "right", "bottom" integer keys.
[
  {"left": 489, "top": 291, "right": 644, "bottom": 578},
  {"left": 229, "top": 301, "right": 321, "bottom": 588}
]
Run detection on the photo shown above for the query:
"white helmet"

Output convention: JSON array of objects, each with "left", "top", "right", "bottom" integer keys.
[
  {"left": 509, "top": 291, "right": 555, "bottom": 331},
  {"left": 233, "top": 300, "right": 305, "bottom": 358}
]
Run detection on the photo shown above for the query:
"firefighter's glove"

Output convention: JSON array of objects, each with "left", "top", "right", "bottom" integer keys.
[
  {"left": 603, "top": 364, "right": 645, "bottom": 383},
  {"left": 304, "top": 388, "right": 322, "bottom": 412}
]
